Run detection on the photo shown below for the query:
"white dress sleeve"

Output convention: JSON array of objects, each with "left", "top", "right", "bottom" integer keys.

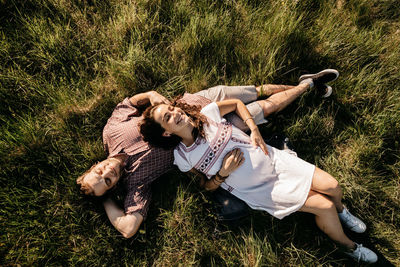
[
  {"left": 200, "top": 102, "right": 223, "bottom": 123},
  {"left": 173, "top": 148, "right": 192, "bottom": 172}
]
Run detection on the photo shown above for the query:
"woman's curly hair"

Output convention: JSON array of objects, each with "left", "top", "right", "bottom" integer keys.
[{"left": 140, "top": 97, "right": 208, "bottom": 150}]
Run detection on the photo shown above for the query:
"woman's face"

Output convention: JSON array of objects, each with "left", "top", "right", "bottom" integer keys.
[
  {"left": 83, "top": 157, "right": 122, "bottom": 196},
  {"left": 152, "top": 104, "right": 192, "bottom": 135}
]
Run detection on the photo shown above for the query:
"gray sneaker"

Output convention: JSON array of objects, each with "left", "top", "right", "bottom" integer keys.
[
  {"left": 298, "top": 69, "right": 339, "bottom": 85},
  {"left": 345, "top": 243, "right": 378, "bottom": 263},
  {"left": 338, "top": 207, "right": 367, "bottom": 233}
]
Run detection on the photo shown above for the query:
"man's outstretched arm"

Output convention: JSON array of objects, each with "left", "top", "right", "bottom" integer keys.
[
  {"left": 103, "top": 198, "right": 143, "bottom": 238},
  {"left": 129, "top": 91, "right": 170, "bottom": 107}
]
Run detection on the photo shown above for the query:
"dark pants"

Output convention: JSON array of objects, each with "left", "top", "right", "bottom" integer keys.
[{"left": 211, "top": 187, "right": 250, "bottom": 223}]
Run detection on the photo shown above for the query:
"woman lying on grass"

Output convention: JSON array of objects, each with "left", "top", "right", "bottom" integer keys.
[{"left": 139, "top": 79, "right": 378, "bottom": 263}]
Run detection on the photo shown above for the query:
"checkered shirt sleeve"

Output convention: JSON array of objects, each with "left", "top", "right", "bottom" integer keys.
[{"left": 123, "top": 148, "right": 174, "bottom": 218}]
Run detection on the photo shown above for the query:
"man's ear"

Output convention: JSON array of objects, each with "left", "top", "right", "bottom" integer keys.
[{"left": 162, "top": 131, "right": 171, "bottom": 137}]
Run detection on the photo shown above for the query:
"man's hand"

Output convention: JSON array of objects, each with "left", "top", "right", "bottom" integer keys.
[
  {"left": 129, "top": 91, "right": 170, "bottom": 107},
  {"left": 148, "top": 91, "right": 170, "bottom": 106},
  {"left": 250, "top": 128, "right": 269, "bottom": 155},
  {"left": 219, "top": 148, "right": 245, "bottom": 177}
]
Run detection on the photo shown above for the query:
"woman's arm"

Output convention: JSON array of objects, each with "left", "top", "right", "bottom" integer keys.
[
  {"left": 191, "top": 148, "right": 245, "bottom": 191},
  {"left": 216, "top": 100, "right": 269, "bottom": 155},
  {"left": 129, "top": 91, "right": 170, "bottom": 107}
]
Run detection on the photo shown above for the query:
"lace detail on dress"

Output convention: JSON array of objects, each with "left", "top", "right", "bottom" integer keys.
[
  {"left": 178, "top": 137, "right": 202, "bottom": 152},
  {"left": 231, "top": 136, "right": 251, "bottom": 144},
  {"left": 194, "top": 122, "right": 232, "bottom": 174}
]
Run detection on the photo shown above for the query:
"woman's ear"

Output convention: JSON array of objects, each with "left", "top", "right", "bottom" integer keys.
[{"left": 162, "top": 131, "right": 171, "bottom": 137}]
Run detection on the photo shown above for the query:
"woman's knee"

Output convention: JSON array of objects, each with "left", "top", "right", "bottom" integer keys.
[
  {"left": 312, "top": 168, "right": 343, "bottom": 195},
  {"left": 331, "top": 179, "right": 342, "bottom": 196},
  {"left": 302, "top": 192, "right": 336, "bottom": 215},
  {"left": 323, "top": 175, "right": 342, "bottom": 196},
  {"left": 318, "top": 197, "right": 336, "bottom": 212}
]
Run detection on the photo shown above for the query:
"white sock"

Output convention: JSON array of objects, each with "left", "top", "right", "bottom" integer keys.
[{"left": 300, "top": 78, "right": 314, "bottom": 88}]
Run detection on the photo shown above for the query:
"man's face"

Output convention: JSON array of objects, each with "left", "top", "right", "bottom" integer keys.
[{"left": 83, "top": 157, "right": 122, "bottom": 196}]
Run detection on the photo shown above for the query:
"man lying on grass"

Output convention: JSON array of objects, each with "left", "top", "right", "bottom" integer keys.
[{"left": 77, "top": 70, "right": 338, "bottom": 239}]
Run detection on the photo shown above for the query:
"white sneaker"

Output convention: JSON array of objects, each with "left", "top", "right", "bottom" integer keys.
[
  {"left": 338, "top": 207, "right": 367, "bottom": 233},
  {"left": 345, "top": 243, "right": 378, "bottom": 263}
]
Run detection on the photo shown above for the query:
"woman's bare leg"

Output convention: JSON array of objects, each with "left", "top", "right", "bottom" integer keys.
[
  {"left": 299, "top": 191, "right": 355, "bottom": 249},
  {"left": 256, "top": 82, "right": 310, "bottom": 117},
  {"left": 309, "top": 167, "right": 344, "bottom": 212}
]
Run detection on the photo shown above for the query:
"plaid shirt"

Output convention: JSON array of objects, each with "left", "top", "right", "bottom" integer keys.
[{"left": 103, "top": 93, "right": 211, "bottom": 218}]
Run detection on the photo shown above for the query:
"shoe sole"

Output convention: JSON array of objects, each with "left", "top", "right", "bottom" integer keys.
[
  {"left": 322, "top": 85, "right": 332, "bottom": 98},
  {"left": 299, "top": 69, "right": 339, "bottom": 83}
]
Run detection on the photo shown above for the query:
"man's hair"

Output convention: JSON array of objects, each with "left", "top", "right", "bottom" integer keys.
[
  {"left": 140, "top": 99, "right": 208, "bottom": 150},
  {"left": 76, "top": 164, "right": 96, "bottom": 195}
]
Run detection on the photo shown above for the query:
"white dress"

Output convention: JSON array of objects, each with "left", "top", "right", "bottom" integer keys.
[{"left": 173, "top": 103, "right": 315, "bottom": 219}]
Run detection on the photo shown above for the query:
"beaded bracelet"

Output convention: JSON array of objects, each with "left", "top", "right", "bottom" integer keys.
[{"left": 211, "top": 178, "right": 222, "bottom": 185}]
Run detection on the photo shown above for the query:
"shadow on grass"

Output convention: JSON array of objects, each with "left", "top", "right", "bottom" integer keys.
[{"left": 210, "top": 209, "right": 397, "bottom": 266}]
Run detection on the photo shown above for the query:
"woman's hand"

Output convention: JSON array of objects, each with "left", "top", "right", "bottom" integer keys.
[
  {"left": 250, "top": 128, "right": 269, "bottom": 155},
  {"left": 219, "top": 148, "right": 245, "bottom": 177},
  {"left": 148, "top": 91, "right": 171, "bottom": 106}
]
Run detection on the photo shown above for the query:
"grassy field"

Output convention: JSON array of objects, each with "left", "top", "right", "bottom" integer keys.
[{"left": 1, "top": 0, "right": 399, "bottom": 266}]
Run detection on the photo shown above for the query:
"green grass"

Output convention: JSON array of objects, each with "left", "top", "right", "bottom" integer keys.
[{"left": 1, "top": 0, "right": 399, "bottom": 265}]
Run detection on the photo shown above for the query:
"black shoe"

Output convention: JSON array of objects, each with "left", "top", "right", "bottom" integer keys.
[
  {"left": 299, "top": 69, "right": 339, "bottom": 85},
  {"left": 317, "top": 83, "right": 333, "bottom": 98},
  {"left": 265, "top": 134, "right": 295, "bottom": 152}
]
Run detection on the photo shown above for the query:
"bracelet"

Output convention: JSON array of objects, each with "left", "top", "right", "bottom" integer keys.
[
  {"left": 243, "top": 116, "right": 254, "bottom": 124},
  {"left": 212, "top": 177, "right": 222, "bottom": 185},
  {"left": 216, "top": 171, "right": 228, "bottom": 180},
  {"left": 214, "top": 177, "right": 224, "bottom": 184}
]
